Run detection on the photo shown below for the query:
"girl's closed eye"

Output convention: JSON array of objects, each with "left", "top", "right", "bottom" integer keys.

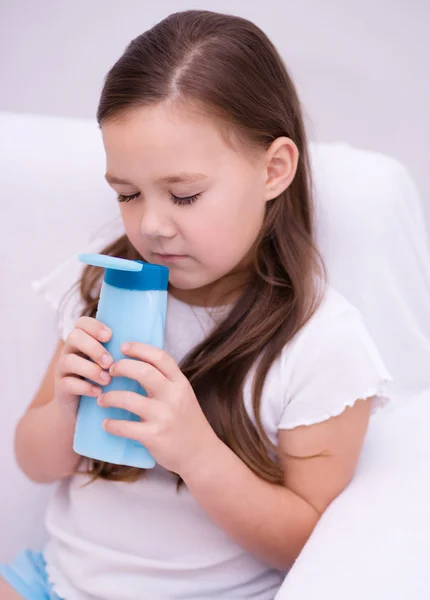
[
  {"left": 117, "top": 192, "right": 140, "bottom": 203},
  {"left": 117, "top": 192, "right": 202, "bottom": 205},
  {"left": 171, "top": 192, "right": 201, "bottom": 206}
]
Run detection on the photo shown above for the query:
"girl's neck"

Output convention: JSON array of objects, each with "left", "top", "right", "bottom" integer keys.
[
  {"left": 169, "top": 286, "right": 235, "bottom": 309},
  {"left": 168, "top": 271, "right": 249, "bottom": 309}
]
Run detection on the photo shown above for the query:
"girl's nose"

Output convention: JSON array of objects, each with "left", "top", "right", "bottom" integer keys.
[{"left": 140, "top": 204, "right": 176, "bottom": 239}]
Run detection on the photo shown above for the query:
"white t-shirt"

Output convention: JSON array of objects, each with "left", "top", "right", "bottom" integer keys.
[{"left": 32, "top": 244, "right": 392, "bottom": 600}]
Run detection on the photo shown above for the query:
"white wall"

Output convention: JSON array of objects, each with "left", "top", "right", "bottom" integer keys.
[{"left": 1, "top": 0, "right": 428, "bottom": 226}]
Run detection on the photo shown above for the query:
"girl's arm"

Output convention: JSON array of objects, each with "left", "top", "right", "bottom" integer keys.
[
  {"left": 15, "top": 340, "right": 82, "bottom": 483},
  {"left": 16, "top": 317, "right": 114, "bottom": 483},
  {"left": 181, "top": 397, "right": 372, "bottom": 571}
]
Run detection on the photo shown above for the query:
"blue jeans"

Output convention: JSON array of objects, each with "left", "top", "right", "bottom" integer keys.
[{"left": 0, "top": 550, "right": 62, "bottom": 600}]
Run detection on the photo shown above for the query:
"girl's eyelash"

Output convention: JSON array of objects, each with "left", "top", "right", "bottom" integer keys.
[
  {"left": 117, "top": 192, "right": 140, "bottom": 203},
  {"left": 171, "top": 193, "right": 201, "bottom": 206},
  {"left": 117, "top": 192, "right": 201, "bottom": 205}
]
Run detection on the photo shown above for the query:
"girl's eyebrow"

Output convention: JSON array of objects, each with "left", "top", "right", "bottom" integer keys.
[{"left": 105, "top": 172, "right": 207, "bottom": 185}]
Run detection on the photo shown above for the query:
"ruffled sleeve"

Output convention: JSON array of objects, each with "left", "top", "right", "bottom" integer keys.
[
  {"left": 31, "top": 232, "right": 118, "bottom": 340},
  {"left": 278, "top": 288, "right": 393, "bottom": 429}
]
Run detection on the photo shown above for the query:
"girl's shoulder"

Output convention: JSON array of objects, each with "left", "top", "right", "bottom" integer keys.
[
  {"left": 284, "top": 283, "right": 384, "bottom": 358},
  {"left": 290, "top": 284, "right": 368, "bottom": 348},
  {"left": 272, "top": 284, "right": 393, "bottom": 430},
  {"left": 31, "top": 229, "right": 122, "bottom": 340}
]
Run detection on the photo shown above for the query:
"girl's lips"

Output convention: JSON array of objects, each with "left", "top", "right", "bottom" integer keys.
[{"left": 153, "top": 253, "right": 188, "bottom": 263}]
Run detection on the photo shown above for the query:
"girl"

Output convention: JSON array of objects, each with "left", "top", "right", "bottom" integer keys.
[{"left": 1, "top": 10, "right": 391, "bottom": 600}]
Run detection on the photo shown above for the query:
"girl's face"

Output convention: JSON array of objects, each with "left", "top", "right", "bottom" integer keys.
[{"left": 102, "top": 102, "right": 292, "bottom": 306}]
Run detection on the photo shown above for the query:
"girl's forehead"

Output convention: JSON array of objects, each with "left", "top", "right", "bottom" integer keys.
[
  {"left": 101, "top": 103, "right": 246, "bottom": 177},
  {"left": 102, "top": 102, "right": 222, "bottom": 144}
]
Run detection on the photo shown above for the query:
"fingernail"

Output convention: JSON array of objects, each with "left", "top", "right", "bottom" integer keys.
[
  {"left": 97, "top": 394, "right": 104, "bottom": 405},
  {"left": 100, "top": 371, "right": 111, "bottom": 382},
  {"left": 93, "top": 386, "right": 101, "bottom": 395},
  {"left": 121, "top": 343, "right": 131, "bottom": 352},
  {"left": 99, "top": 328, "right": 111, "bottom": 341},
  {"left": 101, "top": 353, "right": 111, "bottom": 366}
]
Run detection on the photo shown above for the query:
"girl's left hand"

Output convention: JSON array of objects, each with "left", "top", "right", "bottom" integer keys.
[{"left": 99, "top": 342, "right": 219, "bottom": 476}]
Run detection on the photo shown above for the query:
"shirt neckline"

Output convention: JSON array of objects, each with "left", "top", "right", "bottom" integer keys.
[{"left": 167, "top": 292, "right": 233, "bottom": 315}]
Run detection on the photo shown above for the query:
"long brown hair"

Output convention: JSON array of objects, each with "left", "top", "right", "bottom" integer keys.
[{"left": 71, "top": 10, "right": 326, "bottom": 487}]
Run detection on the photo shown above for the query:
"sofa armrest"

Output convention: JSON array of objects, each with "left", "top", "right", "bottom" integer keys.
[{"left": 275, "top": 392, "right": 430, "bottom": 600}]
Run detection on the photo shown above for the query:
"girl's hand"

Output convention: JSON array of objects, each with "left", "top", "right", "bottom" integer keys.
[
  {"left": 54, "top": 317, "right": 114, "bottom": 421},
  {"left": 99, "top": 343, "right": 219, "bottom": 476}
]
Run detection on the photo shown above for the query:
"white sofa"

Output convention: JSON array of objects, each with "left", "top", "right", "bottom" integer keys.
[{"left": 1, "top": 111, "right": 430, "bottom": 599}]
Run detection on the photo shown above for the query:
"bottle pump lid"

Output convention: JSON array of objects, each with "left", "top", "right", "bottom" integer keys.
[{"left": 79, "top": 253, "right": 169, "bottom": 291}]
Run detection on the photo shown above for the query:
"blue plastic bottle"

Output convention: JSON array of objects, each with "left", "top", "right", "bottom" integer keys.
[{"left": 73, "top": 253, "right": 169, "bottom": 469}]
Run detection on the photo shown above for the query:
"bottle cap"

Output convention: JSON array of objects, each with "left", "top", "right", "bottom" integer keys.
[{"left": 79, "top": 253, "right": 169, "bottom": 291}]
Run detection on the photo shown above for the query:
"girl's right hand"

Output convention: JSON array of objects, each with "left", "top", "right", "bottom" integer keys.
[{"left": 54, "top": 317, "right": 114, "bottom": 420}]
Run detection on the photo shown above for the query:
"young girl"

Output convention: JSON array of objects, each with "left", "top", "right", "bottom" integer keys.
[{"left": 1, "top": 9, "right": 392, "bottom": 600}]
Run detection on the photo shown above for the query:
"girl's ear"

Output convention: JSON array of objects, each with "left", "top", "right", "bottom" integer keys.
[{"left": 263, "top": 137, "right": 299, "bottom": 202}]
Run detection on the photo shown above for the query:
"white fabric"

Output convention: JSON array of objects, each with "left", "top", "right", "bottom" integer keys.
[
  {"left": 275, "top": 388, "right": 430, "bottom": 600},
  {"left": 31, "top": 221, "right": 125, "bottom": 342},
  {"left": 310, "top": 143, "right": 430, "bottom": 406},
  {"left": 31, "top": 239, "right": 391, "bottom": 599}
]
